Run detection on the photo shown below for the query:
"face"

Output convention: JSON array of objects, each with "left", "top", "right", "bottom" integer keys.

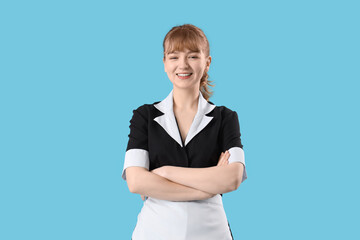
[{"left": 163, "top": 48, "right": 211, "bottom": 91}]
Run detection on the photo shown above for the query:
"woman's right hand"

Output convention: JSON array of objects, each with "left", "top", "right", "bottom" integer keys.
[{"left": 217, "top": 150, "right": 230, "bottom": 166}]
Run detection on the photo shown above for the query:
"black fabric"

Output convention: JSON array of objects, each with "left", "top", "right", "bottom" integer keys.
[
  {"left": 126, "top": 108, "right": 150, "bottom": 152},
  {"left": 220, "top": 110, "right": 243, "bottom": 151},
  {"left": 228, "top": 221, "right": 234, "bottom": 239},
  {"left": 126, "top": 103, "right": 243, "bottom": 172}
]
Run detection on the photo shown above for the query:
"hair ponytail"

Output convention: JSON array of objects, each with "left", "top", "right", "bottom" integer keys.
[{"left": 200, "top": 71, "right": 214, "bottom": 101}]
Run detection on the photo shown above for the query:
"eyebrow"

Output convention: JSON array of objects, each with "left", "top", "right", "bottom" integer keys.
[{"left": 167, "top": 50, "right": 200, "bottom": 54}]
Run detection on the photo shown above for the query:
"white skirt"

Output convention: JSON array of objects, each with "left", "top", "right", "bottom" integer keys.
[{"left": 132, "top": 194, "right": 233, "bottom": 240}]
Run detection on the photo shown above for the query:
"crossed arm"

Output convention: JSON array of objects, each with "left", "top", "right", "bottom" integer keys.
[{"left": 126, "top": 151, "right": 245, "bottom": 202}]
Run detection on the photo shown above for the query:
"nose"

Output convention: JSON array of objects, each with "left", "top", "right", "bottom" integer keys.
[{"left": 178, "top": 56, "right": 190, "bottom": 69}]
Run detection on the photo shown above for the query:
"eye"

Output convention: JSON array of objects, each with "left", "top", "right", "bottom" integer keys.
[
  {"left": 190, "top": 56, "right": 199, "bottom": 59},
  {"left": 169, "top": 57, "right": 178, "bottom": 59}
]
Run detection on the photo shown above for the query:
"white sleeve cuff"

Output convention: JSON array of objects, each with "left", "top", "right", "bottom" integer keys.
[
  {"left": 122, "top": 149, "right": 150, "bottom": 181},
  {"left": 228, "top": 147, "right": 247, "bottom": 183}
]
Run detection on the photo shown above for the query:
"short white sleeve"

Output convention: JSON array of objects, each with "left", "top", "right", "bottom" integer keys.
[
  {"left": 228, "top": 147, "right": 247, "bottom": 183},
  {"left": 122, "top": 149, "right": 150, "bottom": 181}
]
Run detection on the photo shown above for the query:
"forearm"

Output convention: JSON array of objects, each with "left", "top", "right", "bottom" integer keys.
[
  {"left": 127, "top": 167, "right": 215, "bottom": 201},
  {"left": 163, "top": 163, "right": 244, "bottom": 195}
]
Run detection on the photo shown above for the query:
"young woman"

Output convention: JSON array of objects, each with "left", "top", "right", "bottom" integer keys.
[{"left": 122, "top": 24, "right": 247, "bottom": 240}]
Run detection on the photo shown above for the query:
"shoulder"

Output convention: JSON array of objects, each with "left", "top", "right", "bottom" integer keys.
[
  {"left": 132, "top": 103, "right": 151, "bottom": 114},
  {"left": 130, "top": 102, "right": 163, "bottom": 120},
  {"left": 211, "top": 105, "right": 242, "bottom": 130},
  {"left": 213, "top": 105, "right": 238, "bottom": 118}
]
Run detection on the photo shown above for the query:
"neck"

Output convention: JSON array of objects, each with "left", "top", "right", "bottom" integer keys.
[{"left": 172, "top": 87, "right": 199, "bottom": 112}]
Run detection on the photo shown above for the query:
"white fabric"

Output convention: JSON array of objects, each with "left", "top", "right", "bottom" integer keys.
[
  {"left": 122, "top": 149, "right": 150, "bottom": 181},
  {"left": 132, "top": 194, "right": 232, "bottom": 240},
  {"left": 153, "top": 89, "right": 215, "bottom": 147},
  {"left": 228, "top": 147, "right": 247, "bottom": 183}
]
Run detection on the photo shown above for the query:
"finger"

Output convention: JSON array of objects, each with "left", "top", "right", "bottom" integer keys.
[
  {"left": 225, "top": 150, "right": 230, "bottom": 159},
  {"left": 220, "top": 151, "right": 229, "bottom": 164},
  {"left": 219, "top": 152, "right": 227, "bottom": 165},
  {"left": 219, "top": 155, "right": 228, "bottom": 166},
  {"left": 217, "top": 152, "right": 225, "bottom": 166}
]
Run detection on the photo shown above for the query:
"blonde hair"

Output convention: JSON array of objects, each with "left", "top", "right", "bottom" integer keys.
[{"left": 163, "top": 24, "right": 214, "bottom": 101}]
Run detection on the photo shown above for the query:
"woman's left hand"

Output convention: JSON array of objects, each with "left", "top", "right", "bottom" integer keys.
[
  {"left": 217, "top": 150, "right": 230, "bottom": 166},
  {"left": 151, "top": 166, "right": 168, "bottom": 178}
]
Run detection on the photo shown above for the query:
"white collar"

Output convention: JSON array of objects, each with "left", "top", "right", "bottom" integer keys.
[{"left": 153, "top": 89, "right": 216, "bottom": 147}]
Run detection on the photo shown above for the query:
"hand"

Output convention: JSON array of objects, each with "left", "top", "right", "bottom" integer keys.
[
  {"left": 151, "top": 166, "right": 168, "bottom": 178},
  {"left": 141, "top": 195, "right": 146, "bottom": 201},
  {"left": 217, "top": 150, "right": 230, "bottom": 166}
]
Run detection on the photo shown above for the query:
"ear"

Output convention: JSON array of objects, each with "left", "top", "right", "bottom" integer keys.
[
  {"left": 205, "top": 56, "right": 212, "bottom": 72},
  {"left": 163, "top": 57, "right": 166, "bottom": 73}
]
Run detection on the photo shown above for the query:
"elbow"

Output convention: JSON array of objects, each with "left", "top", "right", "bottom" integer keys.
[
  {"left": 225, "top": 176, "right": 241, "bottom": 193},
  {"left": 125, "top": 168, "right": 142, "bottom": 193},
  {"left": 234, "top": 178, "right": 241, "bottom": 190},
  {"left": 225, "top": 180, "right": 239, "bottom": 193},
  {"left": 230, "top": 176, "right": 242, "bottom": 192},
  {"left": 126, "top": 179, "right": 137, "bottom": 193},
  {"left": 230, "top": 162, "right": 244, "bottom": 191},
  {"left": 227, "top": 179, "right": 240, "bottom": 192},
  {"left": 127, "top": 181, "right": 137, "bottom": 193}
]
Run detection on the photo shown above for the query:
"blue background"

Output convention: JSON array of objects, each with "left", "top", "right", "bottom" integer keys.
[{"left": 1, "top": 0, "right": 359, "bottom": 239}]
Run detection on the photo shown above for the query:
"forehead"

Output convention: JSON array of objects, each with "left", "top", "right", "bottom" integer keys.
[{"left": 164, "top": 34, "right": 205, "bottom": 54}]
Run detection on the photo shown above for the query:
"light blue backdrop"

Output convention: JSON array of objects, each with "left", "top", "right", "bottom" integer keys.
[{"left": 1, "top": 0, "right": 359, "bottom": 239}]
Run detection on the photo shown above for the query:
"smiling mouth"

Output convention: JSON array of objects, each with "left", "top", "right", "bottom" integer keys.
[{"left": 176, "top": 73, "right": 193, "bottom": 77}]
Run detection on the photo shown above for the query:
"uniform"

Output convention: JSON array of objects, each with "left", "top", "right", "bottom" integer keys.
[{"left": 122, "top": 89, "right": 247, "bottom": 240}]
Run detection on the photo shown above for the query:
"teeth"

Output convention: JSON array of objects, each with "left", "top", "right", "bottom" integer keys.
[{"left": 178, "top": 73, "right": 191, "bottom": 76}]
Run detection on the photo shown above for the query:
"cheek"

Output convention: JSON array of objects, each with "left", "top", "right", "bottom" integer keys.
[
  {"left": 195, "top": 65, "right": 206, "bottom": 74},
  {"left": 165, "top": 64, "right": 175, "bottom": 73}
]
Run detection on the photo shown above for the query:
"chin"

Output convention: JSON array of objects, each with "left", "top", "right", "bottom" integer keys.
[{"left": 173, "top": 83, "right": 199, "bottom": 90}]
